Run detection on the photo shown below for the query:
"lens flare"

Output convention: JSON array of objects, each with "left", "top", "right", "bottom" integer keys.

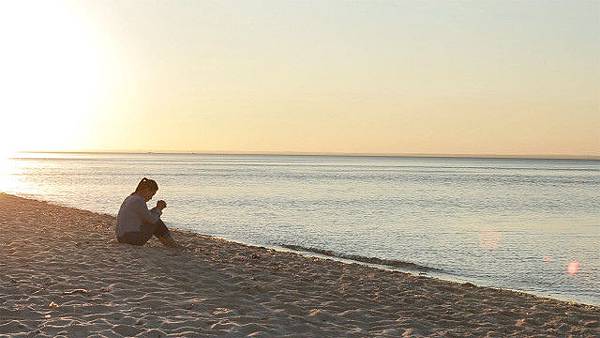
[
  {"left": 567, "top": 260, "right": 580, "bottom": 276},
  {"left": 479, "top": 230, "right": 502, "bottom": 250}
]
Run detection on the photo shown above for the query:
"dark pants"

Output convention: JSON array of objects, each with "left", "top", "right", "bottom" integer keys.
[{"left": 118, "top": 219, "right": 170, "bottom": 246}]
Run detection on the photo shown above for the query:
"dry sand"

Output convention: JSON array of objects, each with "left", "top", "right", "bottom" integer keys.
[{"left": 0, "top": 193, "right": 598, "bottom": 337}]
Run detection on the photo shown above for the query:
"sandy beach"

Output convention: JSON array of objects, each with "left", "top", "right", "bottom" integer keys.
[{"left": 0, "top": 193, "right": 598, "bottom": 337}]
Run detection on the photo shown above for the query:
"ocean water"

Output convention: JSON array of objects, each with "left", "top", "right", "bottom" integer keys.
[{"left": 1, "top": 152, "right": 599, "bottom": 305}]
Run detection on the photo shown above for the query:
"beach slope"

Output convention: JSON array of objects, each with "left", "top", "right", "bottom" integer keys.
[{"left": 0, "top": 193, "right": 598, "bottom": 337}]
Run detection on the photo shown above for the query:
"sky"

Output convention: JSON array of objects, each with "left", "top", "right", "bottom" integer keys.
[{"left": 0, "top": 0, "right": 598, "bottom": 156}]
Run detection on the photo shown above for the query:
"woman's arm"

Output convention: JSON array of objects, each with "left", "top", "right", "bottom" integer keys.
[{"left": 133, "top": 198, "right": 162, "bottom": 225}]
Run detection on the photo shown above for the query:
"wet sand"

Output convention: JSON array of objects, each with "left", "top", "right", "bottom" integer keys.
[{"left": 0, "top": 193, "right": 598, "bottom": 337}]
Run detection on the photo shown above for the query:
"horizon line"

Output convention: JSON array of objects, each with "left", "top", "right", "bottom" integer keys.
[{"left": 15, "top": 150, "right": 600, "bottom": 161}]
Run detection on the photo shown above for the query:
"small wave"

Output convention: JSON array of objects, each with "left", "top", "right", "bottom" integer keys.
[{"left": 278, "top": 244, "right": 442, "bottom": 273}]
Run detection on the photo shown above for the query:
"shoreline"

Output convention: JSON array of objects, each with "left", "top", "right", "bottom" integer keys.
[
  {"left": 183, "top": 234, "right": 600, "bottom": 308},
  {"left": 9, "top": 192, "right": 597, "bottom": 308},
  {"left": 270, "top": 243, "right": 598, "bottom": 307},
  {"left": 1, "top": 193, "right": 598, "bottom": 336},
  {"left": 7, "top": 192, "right": 597, "bottom": 307}
]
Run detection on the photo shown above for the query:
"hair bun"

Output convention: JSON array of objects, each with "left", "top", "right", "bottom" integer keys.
[{"left": 133, "top": 177, "right": 158, "bottom": 194}]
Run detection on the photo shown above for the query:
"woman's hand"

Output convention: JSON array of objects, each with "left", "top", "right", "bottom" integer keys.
[{"left": 156, "top": 200, "right": 167, "bottom": 210}]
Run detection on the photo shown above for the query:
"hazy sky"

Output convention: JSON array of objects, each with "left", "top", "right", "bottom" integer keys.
[{"left": 1, "top": 0, "right": 598, "bottom": 156}]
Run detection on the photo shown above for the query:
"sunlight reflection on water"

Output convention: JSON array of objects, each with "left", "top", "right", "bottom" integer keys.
[{"left": 0, "top": 154, "right": 20, "bottom": 192}]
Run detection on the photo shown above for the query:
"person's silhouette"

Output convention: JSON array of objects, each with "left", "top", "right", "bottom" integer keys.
[{"left": 116, "top": 177, "right": 178, "bottom": 247}]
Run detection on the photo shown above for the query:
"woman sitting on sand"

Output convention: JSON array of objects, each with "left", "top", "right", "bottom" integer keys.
[{"left": 116, "top": 178, "right": 178, "bottom": 247}]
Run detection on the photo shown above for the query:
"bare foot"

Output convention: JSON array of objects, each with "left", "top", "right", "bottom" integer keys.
[{"left": 158, "top": 234, "right": 179, "bottom": 248}]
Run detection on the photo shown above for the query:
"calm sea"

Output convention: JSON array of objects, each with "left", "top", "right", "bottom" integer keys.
[{"left": 1, "top": 152, "right": 599, "bottom": 305}]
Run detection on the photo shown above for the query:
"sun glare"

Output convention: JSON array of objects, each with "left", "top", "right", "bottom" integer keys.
[
  {"left": 0, "top": 1, "right": 114, "bottom": 152},
  {"left": 0, "top": 148, "right": 17, "bottom": 192}
]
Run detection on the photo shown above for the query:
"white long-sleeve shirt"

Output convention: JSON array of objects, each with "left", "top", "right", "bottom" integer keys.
[{"left": 116, "top": 194, "right": 162, "bottom": 237}]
